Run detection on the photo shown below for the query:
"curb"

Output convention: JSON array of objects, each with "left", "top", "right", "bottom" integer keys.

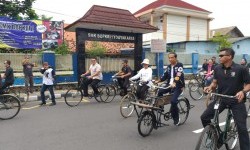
[{"left": 28, "top": 93, "right": 67, "bottom": 101}]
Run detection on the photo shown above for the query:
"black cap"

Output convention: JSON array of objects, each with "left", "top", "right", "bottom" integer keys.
[{"left": 122, "top": 59, "right": 128, "bottom": 63}]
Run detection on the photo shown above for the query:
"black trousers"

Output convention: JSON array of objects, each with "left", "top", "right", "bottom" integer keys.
[
  {"left": 157, "top": 87, "right": 182, "bottom": 122},
  {"left": 117, "top": 78, "right": 129, "bottom": 94},
  {"left": 136, "top": 83, "right": 149, "bottom": 100},
  {"left": 0, "top": 82, "right": 13, "bottom": 94},
  {"left": 82, "top": 78, "right": 101, "bottom": 95},
  {"left": 201, "top": 99, "right": 249, "bottom": 150}
]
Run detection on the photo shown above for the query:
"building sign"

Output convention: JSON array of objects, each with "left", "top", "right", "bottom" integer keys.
[
  {"left": 0, "top": 16, "right": 42, "bottom": 49},
  {"left": 85, "top": 29, "right": 136, "bottom": 43},
  {"left": 151, "top": 39, "right": 166, "bottom": 53}
]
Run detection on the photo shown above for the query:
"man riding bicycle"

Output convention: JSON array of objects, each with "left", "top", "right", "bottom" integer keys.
[
  {"left": 0, "top": 60, "right": 14, "bottom": 94},
  {"left": 202, "top": 48, "right": 250, "bottom": 150},
  {"left": 81, "top": 57, "right": 103, "bottom": 97},
  {"left": 155, "top": 52, "right": 185, "bottom": 126},
  {"left": 115, "top": 59, "right": 132, "bottom": 96}
]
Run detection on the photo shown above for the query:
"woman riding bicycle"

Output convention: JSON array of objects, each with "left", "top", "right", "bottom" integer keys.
[
  {"left": 129, "top": 58, "right": 152, "bottom": 102},
  {"left": 203, "top": 59, "right": 215, "bottom": 86}
]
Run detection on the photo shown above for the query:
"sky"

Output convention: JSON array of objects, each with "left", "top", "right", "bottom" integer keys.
[{"left": 33, "top": 0, "right": 250, "bottom": 36}]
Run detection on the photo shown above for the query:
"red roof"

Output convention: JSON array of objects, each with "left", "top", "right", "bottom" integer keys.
[
  {"left": 65, "top": 5, "right": 158, "bottom": 33},
  {"left": 134, "top": 0, "right": 210, "bottom": 15}
]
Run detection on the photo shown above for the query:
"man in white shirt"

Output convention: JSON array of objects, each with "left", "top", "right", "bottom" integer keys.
[
  {"left": 130, "top": 58, "right": 152, "bottom": 101},
  {"left": 39, "top": 62, "right": 56, "bottom": 106},
  {"left": 81, "top": 58, "right": 103, "bottom": 96}
]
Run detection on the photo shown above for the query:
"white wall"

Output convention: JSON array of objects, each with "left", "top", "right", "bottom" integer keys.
[
  {"left": 189, "top": 18, "right": 207, "bottom": 41},
  {"left": 167, "top": 14, "right": 187, "bottom": 43}
]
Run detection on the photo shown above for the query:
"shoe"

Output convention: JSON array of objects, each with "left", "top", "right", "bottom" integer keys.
[
  {"left": 83, "top": 94, "right": 89, "bottom": 97},
  {"left": 39, "top": 102, "right": 46, "bottom": 106},
  {"left": 174, "top": 118, "right": 180, "bottom": 126},
  {"left": 49, "top": 103, "right": 56, "bottom": 106}
]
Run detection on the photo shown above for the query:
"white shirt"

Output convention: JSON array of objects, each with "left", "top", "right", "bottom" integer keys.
[
  {"left": 89, "top": 63, "right": 103, "bottom": 80},
  {"left": 130, "top": 67, "right": 153, "bottom": 87},
  {"left": 169, "top": 65, "right": 174, "bottom": 85},
  {"left": 42, "top": 68, "right": 54, "bottom": 85}
]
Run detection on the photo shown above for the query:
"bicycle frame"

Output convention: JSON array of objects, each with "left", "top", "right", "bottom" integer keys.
[{"left": 210, "top": 95, "right": 235, "bottom": 149}]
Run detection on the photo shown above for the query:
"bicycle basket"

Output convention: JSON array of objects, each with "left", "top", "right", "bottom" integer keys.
[{"left": 155, "top": 94, "right": 172, "bottom": 106}]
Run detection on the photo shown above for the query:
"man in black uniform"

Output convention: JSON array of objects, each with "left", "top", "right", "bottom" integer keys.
[
  {"left": 156, "top": 52, "right": 185, "bottom": 126},
  {"left": 0, "top": 60, "right": 14, "bottom": 94},
  {"left": 203, "top": 48, "right": 250, "bottom": 150},
  {"left": 115, "top": 59, "right": 132, "bottom": 96}
]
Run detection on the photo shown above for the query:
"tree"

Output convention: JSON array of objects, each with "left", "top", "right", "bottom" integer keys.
[
  {"left": 210, "top": 33, "right": 232, "bottom": 53},
  {"left": 54, "top": 41, "right": 71, "bottom": 55},
  {"left": 86, "top": 41, "right": 106, "bottom": 57},
  {"left": 0, "top": 0, "right": 38, "bottom": 20},
  {"left": 40, "top": 14, "right": 53, "bottom": 21}
]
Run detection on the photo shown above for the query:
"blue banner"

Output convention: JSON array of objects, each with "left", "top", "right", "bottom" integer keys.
[{"left": 0, "top": 16, "right": 42, "bottom": 49}]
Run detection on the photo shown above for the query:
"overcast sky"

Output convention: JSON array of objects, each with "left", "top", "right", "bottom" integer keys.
[{"left": 33, "top": 0, "right": 250, "bottom": 36}]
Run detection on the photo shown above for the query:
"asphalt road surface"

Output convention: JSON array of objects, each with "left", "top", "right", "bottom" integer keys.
[{"left": 0, "top": 90, "right": 248, "bottom": 150}]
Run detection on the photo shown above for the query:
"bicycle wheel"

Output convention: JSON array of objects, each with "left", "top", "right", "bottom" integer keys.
[
  {"left": 10, "top": 88, "right": 29, "bottom": 106},
  {"left": 138, "top": 111, "right": 155, "bottom": 137},
  {"left": 0, "top": 95, "right": 21, "bottom": 120},
  {"left": 101, "top": 85, "right": 116, "bottom": 103},
  {"left": 189, "top": 85, "right": 204, "bottom": 100},
  {"left": 94, "top": 84, "right": 105, "bottom": 102},
  {"left": 195, "top": 125, "right": 218, "bottom": 150},
  {"left": 178, "top": 97, "right": 190, "bottom": 125},
  {"left": 120, "top": 93, "right": 136, "bottom": 118},
  {"left": 64, "top": 88, "right": 83, "bottom": 107},
  {"left": 225, "top": 118, "right": 238, "bottom": 150},
  {"left": 188, "top": 79, "right": 199, "bottom": 91},
  {"left": 247, "top": 104, "right": 250, "bottom": 133}
]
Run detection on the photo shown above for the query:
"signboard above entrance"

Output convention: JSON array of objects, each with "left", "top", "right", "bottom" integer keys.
[
  {"left": 150, "top": 39, "right": 166, "bottom": 53},
  {"left": 82, "top": 29, "right": 136, "bottom": 43}
]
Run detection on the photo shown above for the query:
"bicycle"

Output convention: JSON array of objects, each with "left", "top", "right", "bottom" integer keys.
[
  {"left": 99, "top": 75, "right": 122, "bottom": 103},
  {"left": 246, "top": 92, "right": 250, "bottom": 133},
  {"left": 0, "top": 94, "right": 21, "bottom": 120},
  {"left": 195, "top": 93, "right": 238, "bottom": 150},
  {"left": 119, "top": 80, "right": 155, "bottom": 118},
  {"left": 188, "top": 71, "right": 207, "bottom": 100},
  {"left": 4, "top": 85, "right": 30, "bottom": 106},
  {"left": 64, "top": 76, "right": 109, "bottom": 107},
  {"left": 133, "top": 85, "right": 191, "bottom": 137}
]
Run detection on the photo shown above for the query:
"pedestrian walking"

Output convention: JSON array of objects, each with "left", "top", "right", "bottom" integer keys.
[
  {"left": 39, "top": 62, "right": 56, "bottom": 106},
  {"left": 22, "top": 56, "right": 35, "bottom": 93}
]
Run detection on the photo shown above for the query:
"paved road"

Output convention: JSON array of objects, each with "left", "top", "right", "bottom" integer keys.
[{"left": 0, "top": 90, "right": 246, "bottom": 150}]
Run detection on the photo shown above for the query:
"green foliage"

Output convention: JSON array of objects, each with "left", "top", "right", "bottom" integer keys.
[
  {"left": 210, "top": 33, "right": 232, "bottom": 53},
  {"left": 86, "top": 41, "right": 106, "bottom": 57},
  {"left": 54, "top": 42, "right": 70, "bottom": 55},
  {"left": 167, "top": 48, "right": 175, "bottom": 52},
  {"left": 40, "top": 14, "right": 53, "bottom": 21},
  {"left": 0, "top": 0, "right": 38, "bottom": 20}
]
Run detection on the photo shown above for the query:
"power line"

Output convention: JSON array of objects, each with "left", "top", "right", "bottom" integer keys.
[{"left": 33, "top": 7, "right": 80, "bottom": 18}]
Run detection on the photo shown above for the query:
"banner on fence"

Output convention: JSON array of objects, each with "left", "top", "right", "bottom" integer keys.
[
  {"left": 0, "top": 16, "right": 42, "bottom": 49},
  {"left": 42, "top": 21, "right": 63, "bottom": 49}
]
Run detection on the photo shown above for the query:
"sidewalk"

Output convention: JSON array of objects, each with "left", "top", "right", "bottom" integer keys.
[
  {"left": 27, "top": 89, "right": 69, "bottom": 101},
  {"left": 26, "top": 80, "right": 190, "bottom": 102}
]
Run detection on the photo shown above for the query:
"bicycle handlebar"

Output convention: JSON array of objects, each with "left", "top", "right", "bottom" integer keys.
[
  {"left": 210, "top": 93, "right": 237, "bottom": 99},
  {"left": 152, "top": 85, "right": 171, "bottom": 90}
]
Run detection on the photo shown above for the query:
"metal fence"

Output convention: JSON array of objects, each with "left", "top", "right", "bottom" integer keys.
[
  {"left": 85, "top": 57, "right": 134, "bottom": 73},
  {"left": 0, "top": 53, "right": 73, "bottom": 72}
]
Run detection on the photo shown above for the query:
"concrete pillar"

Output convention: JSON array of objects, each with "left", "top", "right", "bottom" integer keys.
[
  {"left": 156, "top": 53, "right": 164, "bottom": 77},
  {"left": 42, "top": 51, "right": 55, "bottom": 70},
  {"left": 192, "top": 53, "right": 199, "bottom": 73},
  {"left": 72, "top": 53, "right": 78, "bottom": 81}
]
